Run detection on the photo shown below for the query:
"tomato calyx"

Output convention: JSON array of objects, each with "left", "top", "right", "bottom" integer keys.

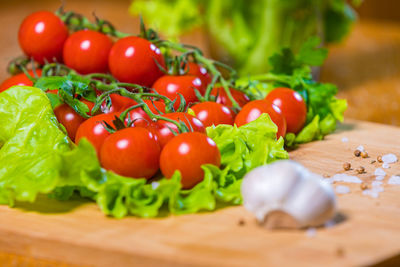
[
  {"left": 100, "top": 114, "right": 129, "bottom": 134},
  {"left": 138, "top": 16, "right": 159, "bottom": 41}
]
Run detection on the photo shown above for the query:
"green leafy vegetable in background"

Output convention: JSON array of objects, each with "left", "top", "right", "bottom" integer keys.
[
  {"left": 237, "top": 37, "right": 347, "bottom": 146},
  {"left": 0, "top": 86, "right": 287, "bottom": 217},
  {"left": 131, "top": 0, "right": 361, "bottom": 74}
]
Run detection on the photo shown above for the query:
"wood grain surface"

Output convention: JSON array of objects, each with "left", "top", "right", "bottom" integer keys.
[{"left": 0, "top": 120, "right": 399, "bottom": 267}]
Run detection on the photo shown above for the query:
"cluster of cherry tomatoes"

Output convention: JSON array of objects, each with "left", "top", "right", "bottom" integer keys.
[{"left": 0, "top": 11, "right": 308, "bottom": 189}]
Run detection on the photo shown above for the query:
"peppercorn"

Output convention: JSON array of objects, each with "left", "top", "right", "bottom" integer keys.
[
  {"left": 361, "top": 151, "right": 369, "bottom": 158},
  {"left": 356, "top": 166, "right": 365, "bottom": 174},
  {"left": 343, "top": 162, "right": 351, "bottom": 171},
  {"left": 360, "top": 183, "right": 368, "bottom": 190},
  {"left": 377, "top": 156, "right": 383, "bottom": 163},
  {"left": 354, "top": 150, "right": 361, "bottom": 157}
]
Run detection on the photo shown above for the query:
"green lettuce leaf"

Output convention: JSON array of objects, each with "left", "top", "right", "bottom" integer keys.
[
  {"left": 207, "top": 114, "right": 288, "bottom": 176},
  {"left": 0, "top": 86, "right": 287, "bottom": 218}
]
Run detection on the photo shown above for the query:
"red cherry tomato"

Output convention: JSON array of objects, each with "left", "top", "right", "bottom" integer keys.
[
  {"left": 191, "top": 101, "right": 234, "bottom": 127},
  {"left": 211, "top": 87, "right": 250, "bottom": 107},
  {"left": 145, "top": 112, "right": 205, "bottom": 148},
  {"left": 63, "top": 30, "right": 113, "bottom": 74},
  {"left": 125, "top": 106, "right": 151, "bottom": 127},
  {"left": 108, "top": 36, "right": 165, "bottom": 87},
  {"left": 75, "top": 112, "right": 120, "bottom": 156},
  {"left": 18, "top": 11, "right": 68, "bottom": 64},
  {"left": 54, "top": 101, "right": 94, "bottom": 141},
  {"left": 152, "top": 75, "right": 203, "bottom": 110},
  {"left": 265, "top": 87, "right": 307, "bottom": 134},
  {"left": 187, "top": 62, "right": 212, "bottom": 89},
  {"left": 100, "top": 127, "right": 161, "bottom": 179},
  {"left": 160, "top": 132, "right": 221, "bottom": 189},
  {"left": 234, "top": 100, "right": 287, "bottom": 138},
  {"left": 0, "top": 69, "right": 42, "bottom": 92}
]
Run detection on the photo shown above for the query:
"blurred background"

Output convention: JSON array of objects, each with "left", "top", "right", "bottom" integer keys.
[{"left": 1, "top": 0, "right": 399, "bottom": 125}]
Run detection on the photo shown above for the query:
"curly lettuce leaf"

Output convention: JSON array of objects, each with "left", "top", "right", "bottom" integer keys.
[
  {"left": 0, "top": 86, "right": 287, "bottom": 218},
  {"left": 207, "top": 114, "right": 289, "bottom": 176},
  {"left": 87, "top": 114, "right": 288, "bottom": 218}
]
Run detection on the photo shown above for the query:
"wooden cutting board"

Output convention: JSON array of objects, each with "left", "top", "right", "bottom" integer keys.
[{"left": 0, "top": 120, "right": 400, "bottom": 267}]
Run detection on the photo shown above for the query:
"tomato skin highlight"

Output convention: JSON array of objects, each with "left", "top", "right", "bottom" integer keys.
[
  {"left": 160, "top": 132, "right": 221, "bottom": 189},
  {"left": 234, "top": 100, "right": 287, "bottom": 138},
  {"left": 63, "top": 30, "right": 113, "bottom": 74},
  {"left": 54, "top": 105, "right": 85, "bottom": 141},
  {"left": 0, "top": 69, "right": 42, "bottom": 92},
  {"left": 191, "top": 101, "right": 234, "bottom": 127},
  {"left": 100, "top": 127, "right": 161, "bottom": 179},
  {"left": 108, "top": 36, "right": 165, "bottom": 87},
  {"left": 152, "top": 75, "right": 203, "bottom": 109},
  {"left": 187, "top": 62, "right": 212, "bottom": 89},
  {"left": 54, "top": 101, "right": 94, "bottom": 141},
  {"left": 210, "top": 87, "right": 250, "bottom": 108},
  {"left": 75, "top": 112, "right": 120, "bottom": 156},
  {"left": 145, "top": 112, "right": 205, "bottom": 148},
  {"left": 265, "top": 87, "right": 307, "bottom": 134},
  {"left": 18, "top": 11, "right": 68, "bottom": 64}
]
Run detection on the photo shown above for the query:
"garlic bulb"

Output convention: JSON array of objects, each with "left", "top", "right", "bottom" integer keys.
[{"left": 241, "top": 160, "right": 336, "bottom": 229}]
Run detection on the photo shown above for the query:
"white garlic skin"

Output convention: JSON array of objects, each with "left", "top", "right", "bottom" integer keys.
[{"left": 241, "top": 160, "right": 336, "bottom": 228}]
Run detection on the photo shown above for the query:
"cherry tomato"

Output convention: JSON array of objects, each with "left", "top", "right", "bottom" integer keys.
[
  {"left": 125, "top": 106, "right": 151, "bottom": 127},
  {"left": 0, "top": 69, "right": 42, "bottom": 92},
  {"left": 211, "top": 87, "right": 250, "bottom": 107},
  {"left": 191, "top": 101, "right": 234, "bottom": 127},
  {"left": 160, "top": 132, "right": 221, "bottom": 189},
  {"left": 63, "top": 30, "right": 113, "bottom": 74},
  {"left": 187, "top": 62, "right": 212, "bottom": 89},
  {"left": 234, "top": 100, "right": 287, "bottom": 138},
  {"left": 100, "top": 127, "right": 161, "bottom": 179},
  {"left": 145, "top": 112, "right": 205, "bottom": 148},
  {"left": 108, "top": 36, "right": 165, "bottom": 87},
  {"left": 265, "top": 87, "right": 307, "bottom": 134},
  {"left": 75, "top": 112, "right": 120, "bottom": 156},
  {"left": 54, "top": 100, "right": 94, "bottom": 141},
  {"left": 18, "top": 11, "right": 68, "bottom": 64},
  {"left": 152, "top": 75, "right": 203, "bottom": 110}
]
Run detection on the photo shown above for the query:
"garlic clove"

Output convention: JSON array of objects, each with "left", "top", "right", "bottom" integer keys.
[
  {"left": 241, "top": 160, "right": 337, "bottom": 229},
  {"left": 241, "top": 161, "right": 308, "bottom": 222},
  {"left": 283, "top": 174, "right": 336, "bottom": 228}
]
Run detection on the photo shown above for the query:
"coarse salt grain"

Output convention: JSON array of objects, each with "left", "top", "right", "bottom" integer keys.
[
  {"left": 336, "top": 185, "right": 351, "bottom": 194},
  {"left": 376, "top": 176, "right": 385, "bottom": 181},
  {"left": 382, "top": 163, "right": 390, "bottom": 169},
  {"left": 371, "top": 181, "right": 383, "bottom": 187},
  {"left": 327, "top": 173, "right": 363, "bottom": 184},
  {"left": 362, "top": 190, "right": 379, "bottom": 198},
  {"left": 324, "top": 220, "right": 336, "bottom": 228},
  {"left": 374, "top": 168, "right": 386, "bottom": 177},
  {"left": 356, "top": 145, "right": 365, "bottom": 152},
  {"left": 388, "top": 175, "right": 400, "bottom": 185},
  {"left": 306, "top": 228, "right": 317, "bottom": 237},
  {"left": 341, "top": 137, "right": 349, "bottom": 143},
  {"left": 151, "top": 181, "right": 160, "bottom": 189},
  {"left": 372, "top": 185, "right": 384, "bottom": 193},
  {"left": 382, "top": 154, "right": 398, "bottom": 164}
]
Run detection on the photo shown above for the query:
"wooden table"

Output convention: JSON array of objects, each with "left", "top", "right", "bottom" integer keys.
[{"left": 1, "top": 120, "right": 400, "bottom": 266}]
